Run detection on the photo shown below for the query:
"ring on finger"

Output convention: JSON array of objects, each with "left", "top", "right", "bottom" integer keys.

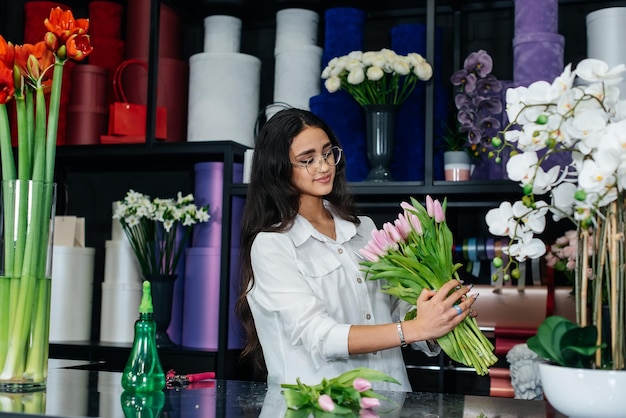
[{"left": 453, "top": 305, "right": 463, "bottom": 315}]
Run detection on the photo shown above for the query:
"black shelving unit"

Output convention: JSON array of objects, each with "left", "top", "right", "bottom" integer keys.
[{"left": 3, "top": 0, "right": 619, "bottom": 393}]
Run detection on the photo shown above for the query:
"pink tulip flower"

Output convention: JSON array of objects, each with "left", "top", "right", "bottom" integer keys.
[
  {"left": 394, "top": 213, "right": 412, "bottom": 240},
  {"left": 318, "top": 394, "right": 335, "bottom": 412},
  {"left": 433, "top": 199, "right": 445, "bottom": 223},
  {"left": 353, "top": 377, "right": 372, "bottom": 392},
  {"left": 371, "top": 228, "right": 398, "bottom": 253},
  {"left": 400, "top": 201, "right": 418, "bottom": 213},
  {"left": 360, "top": 409, "right": 380, "bottom": 418},
  {"left": 359, "top": 397, "right": 381, "bottom": 409},
  {"left": 426, "top": 195, "right": 434, "bottom": 217},
  {"left": 383, "top": 222, "right": 403, "bottom": 243},
  {"left": 407, "top": 212, "right": 422, "bottom": 235},
  {"left": 359, "top": 247, "right": 380, "bottom": 262}
]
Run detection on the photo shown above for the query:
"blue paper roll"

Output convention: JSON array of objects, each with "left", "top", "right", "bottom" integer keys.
[
  {"left": 312, "top": 7, "right": 369, "bottom": 181},
  {"left": 321, "top": 8, "right": 365, "bottom": 68},
  {"left": 390, "top": 23, "right": 447, "bottom": 181}
]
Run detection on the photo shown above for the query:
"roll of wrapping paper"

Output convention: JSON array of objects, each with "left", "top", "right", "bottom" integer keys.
[
  {"left": 182, "top": 247, "right": 244, "bottom": 350},
  {"left": 100, "top": 281, "right": 141, "bottom": 343}
]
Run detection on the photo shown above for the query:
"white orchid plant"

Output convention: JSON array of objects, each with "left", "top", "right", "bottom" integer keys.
[
  {"left": 321, "top": 48, "right": 433, "bottom": 106},
  {"left": 485, "top": 58, "right": 626, "bottom": 370}
]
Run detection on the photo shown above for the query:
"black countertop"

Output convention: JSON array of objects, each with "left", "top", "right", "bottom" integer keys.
[{"left": 0, "top": 360, "right": 565, "bottom": 417}]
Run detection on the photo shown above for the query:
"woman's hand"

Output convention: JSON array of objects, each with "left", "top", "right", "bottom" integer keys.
[{"left": 403, "top": 279, "right": 478, "bottom": 343}]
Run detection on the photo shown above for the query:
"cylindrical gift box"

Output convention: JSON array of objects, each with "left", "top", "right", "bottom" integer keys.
[
  {"left": 66, "top": 105, "right": 108, "bottom": 145},
  {"left": 121, "top": 58, "right": 189, "bottom": 142},
  {"left": 513, "top": 32, "right": 564, "bottom": 86},
  {"left": 204, "top": 15, "right": 242, "bottom": 53},
  {"left": 514, "top": 0, "right": 559, "bottom": 37},
  {"left": 49, "top": 246, "right": 95, "bottom": 342},
  {"left": 587, "top": 7, "right": 626, "bottom": 99},
  {"left": 321, "top": 7, "right": 365, "bottom": 68},
  {"left": 69, "top": 65, "right": 108, "bottom": 107},
  {"left": 275, "top": 8, "right": 319, "bottom": 50},
  {"left": 89, "top": 1, "right": 124, "bottom": 39},
  {"left": 187, "top": 53, "right": 261, "bottom": 147},
  {"left": 182, "top": 248, "right": 244, "bottom": 350},
  {"left": 272, "top": 46, "right": 323, "bottom": 114},
  {"left": 193, "top": 162, "right": 224, "bottom": 248},
  {"left": 100, "top": 281, "right": 141, "bottom": 343},
  {"left": 125, "top": 0, "right": 181, "bottom": 59},
  {"left": 103, "top": 240, "right": 141, "bottom": 284}
]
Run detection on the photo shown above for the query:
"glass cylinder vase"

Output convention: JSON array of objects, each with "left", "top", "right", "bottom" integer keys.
[
  {"left": 0, "top": 180, "right": 56, "bottom": 392},
  {"left": 363, "top": 104, "right": 398, "bottom": 182}
]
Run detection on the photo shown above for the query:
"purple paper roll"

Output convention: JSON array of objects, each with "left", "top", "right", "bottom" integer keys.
[
  {"left": 193, "top": 162, "right": 224, "bottom": 248},
  {"left": 182, "top": 247, "right": 245, "bottom": 350},
  {"left": 514, "top": 0, "right": 559, "bottom": 37},
  {"left": 513, "top": 32, "right": 564, "bottom": 86},
  {"left": 166, "top": 227, "right": 188, "bottom": 345}
]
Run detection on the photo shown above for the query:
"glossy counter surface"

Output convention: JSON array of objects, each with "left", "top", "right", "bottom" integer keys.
[{"left": 0, "top": 360, "right": 565, "bottom": 417}]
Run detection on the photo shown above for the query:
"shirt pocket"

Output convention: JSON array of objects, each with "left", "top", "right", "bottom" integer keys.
[{"left": 296, "top": 257, "right": 341, "bottom": 279}]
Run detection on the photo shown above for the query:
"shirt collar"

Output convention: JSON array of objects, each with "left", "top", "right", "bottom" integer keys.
[{"left": 289, "top": 202, "right": 359, "bottom": 247}]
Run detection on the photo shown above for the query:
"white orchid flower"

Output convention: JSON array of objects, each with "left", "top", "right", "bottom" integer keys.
[
  {"left": 550, "top": 182, "right": 577, "bottom": 221},
  {"left": 506, "top": 151, "right": 538, "bottom": 184},
  {"left": 507, "top": 237, "right": 547, "bottom": 261},
  {"left": 485, "top": 202, "right": 517, "bottom": 237},
  {"left": 578, "top": 153, "right": 618, "bottom": 193},
  {"left": 575, "top": 58, "right": 626, "bottom": 85},
  {"left": 513, "top": 200, "right": 548, "bottom": 234}
]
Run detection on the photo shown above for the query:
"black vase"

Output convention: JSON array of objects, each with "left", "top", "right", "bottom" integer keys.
[
  {"left": 144, "top": 274, "right": 177, "bottom": 347},
  {"left": 363, "top": 104, "right": 398, "bottom": 181}
]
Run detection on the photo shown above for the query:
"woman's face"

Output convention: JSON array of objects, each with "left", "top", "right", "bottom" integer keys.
[{"left": 289, "top": 126, "right": 335, "bottom": 199}]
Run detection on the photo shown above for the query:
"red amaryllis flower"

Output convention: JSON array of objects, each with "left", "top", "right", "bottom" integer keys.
[
  {"left": 44, "top": 7, "right": 89, "bottom": 60},
  {"left": 0, "top": 61, "right": 14, "bottom": 104},
  {"left": 0, "top": 35, "right": 14, "bottom": 70},
  {"left": 14, "top": 42, "right": 54, "bottom": 89},
  {"left": 65, "top": 34, "right": 92, "bottom": 61}
]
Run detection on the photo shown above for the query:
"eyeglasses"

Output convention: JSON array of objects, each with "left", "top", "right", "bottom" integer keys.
[{"left": 292, "top": 146, "right": 343, "bottom": 175}]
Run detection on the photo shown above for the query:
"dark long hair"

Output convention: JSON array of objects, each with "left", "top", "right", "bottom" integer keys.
[{"left": 235, "top": 108, "right": 360, "bottom": 376}]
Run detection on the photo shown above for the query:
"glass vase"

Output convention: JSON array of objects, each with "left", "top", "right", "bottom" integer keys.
[
  {"left": 0, "top": 180, "right": 56, "bottom": 392},
  {"left": 363, "top": 104, "right": 398, "bottom": 182}
]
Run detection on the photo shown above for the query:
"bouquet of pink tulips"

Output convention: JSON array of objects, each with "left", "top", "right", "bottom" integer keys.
[{"left": 359, "top": 196, "right": 497, "bottom": 375}]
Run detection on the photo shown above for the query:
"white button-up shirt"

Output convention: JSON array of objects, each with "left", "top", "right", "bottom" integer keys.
[{"left": 247, "top": 208, "right": 438, "bottom": 391}]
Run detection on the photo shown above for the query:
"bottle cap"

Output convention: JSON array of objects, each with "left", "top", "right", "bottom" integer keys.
[{"left": 139, "top": 280, "right": 154, "bottom": 314}]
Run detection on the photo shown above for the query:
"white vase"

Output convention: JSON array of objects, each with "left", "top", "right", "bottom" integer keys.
[
  {"left": 443, "top": 151, "right": 471, "bottom": 181},
  {"left": 539, "top": 362, "right": 626, "bottom": 418}
]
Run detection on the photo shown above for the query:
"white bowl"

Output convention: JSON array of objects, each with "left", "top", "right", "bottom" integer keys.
[{"left": 539, "top": 362, "right": 626, "bottom": 418}]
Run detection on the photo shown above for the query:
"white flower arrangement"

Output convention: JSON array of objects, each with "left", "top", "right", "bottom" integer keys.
[
  {"left": 321, "top": 48, "right": 433, "bottom": 106},
  {"left": 485, "top": 58, "right": 626, "bottom": 369},
  {"left": 113, "top": 190, "right": 210, "bottom": 277}
]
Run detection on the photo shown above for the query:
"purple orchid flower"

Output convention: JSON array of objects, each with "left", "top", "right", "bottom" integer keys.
[
  {"left": 463, "top": 49, "right": 493, "bottom": 78},
  {"left": 450, "top": 69, "right": 477, "bottom": 93},
  {"left": 476, "top": 74, "right": 502, "bottom": 95}
]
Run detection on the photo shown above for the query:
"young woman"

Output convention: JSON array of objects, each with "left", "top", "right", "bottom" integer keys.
[{"left": 236, "top": 108, "right": 477, "bottom": 391}]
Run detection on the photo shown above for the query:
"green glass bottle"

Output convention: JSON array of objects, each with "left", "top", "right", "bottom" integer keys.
[{"left": 121, "top": 281, "right": 166, "bottom": 392}]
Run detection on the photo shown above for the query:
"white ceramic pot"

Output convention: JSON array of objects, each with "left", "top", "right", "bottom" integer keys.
[
  {"left": 443, "top": 151, "right": 471, "bottom": 181},
  {"left": 539, "top": 362, "right": 626, "bottom": 418}
]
